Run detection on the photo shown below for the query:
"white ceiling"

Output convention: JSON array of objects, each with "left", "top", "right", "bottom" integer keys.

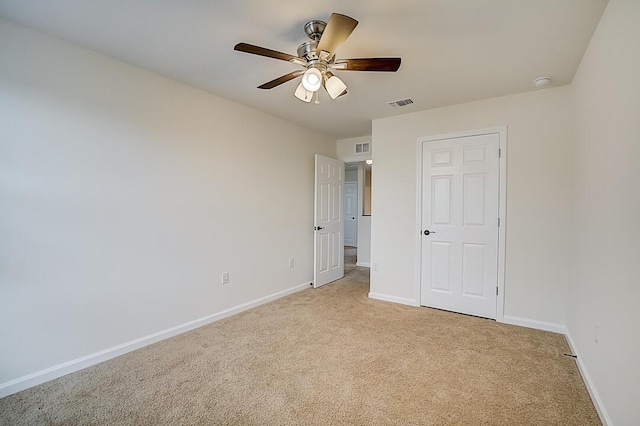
[{"left": 0, "top": 0, "right": 608, "bottom": 139}]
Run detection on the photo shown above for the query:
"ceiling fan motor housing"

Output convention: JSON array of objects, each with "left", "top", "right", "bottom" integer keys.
[
  {"left": 304, "top": 20, "right": 326, "bottom": 41},
  {"left": 297, "top": 41, "right": 319, "bottom": 62}
]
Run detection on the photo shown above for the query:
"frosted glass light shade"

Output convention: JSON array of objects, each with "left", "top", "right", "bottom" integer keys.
[
  {"left": 301, "top": 68, "right": 322, "bottom": 92},
  {"left": 325, "top": 75, "right": 347, "bottom": 99},
  {"left": 294, "top": 82, "right": 313, "bottom": 102}
]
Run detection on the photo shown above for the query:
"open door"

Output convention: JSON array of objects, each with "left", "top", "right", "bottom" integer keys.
[{"left": 314, "top": 154, "right": 344, "bottom": 288}]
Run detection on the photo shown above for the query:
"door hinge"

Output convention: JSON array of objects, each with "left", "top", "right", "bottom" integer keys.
[
  {"left": 498, "top": 148, "right": 502, "bottom": 158},
  {"left": 498, "top": 217, "right": 501, "bottom": 227},
  {"left": 496, "top": 286, "right": 499, "bottom": 296}
]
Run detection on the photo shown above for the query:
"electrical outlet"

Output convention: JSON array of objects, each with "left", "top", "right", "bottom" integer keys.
[
  {"left": 373, "top": 262, "right": 380, "bottom": 272},
  {"left": 222, "top": 272, "right": 230, "bottom": 285},
  {"left": 594, "top": 323, "right": 600, "bottom": 344},
  {"left": 288, "top": 257, "right": 295, "bottom": 268}
]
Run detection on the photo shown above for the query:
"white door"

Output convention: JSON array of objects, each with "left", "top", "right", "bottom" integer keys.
[
  {"left": 344, "top": 181, "right": 358, "bottom": 247},
  {"left": 420, "top": 133, "right": 500, "bottom": 319},
  {"left": 314, "top": 155, "right": 344, "bottom": 288}
]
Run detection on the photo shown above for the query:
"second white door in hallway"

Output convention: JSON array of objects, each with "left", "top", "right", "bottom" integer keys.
[{"left": 344, "top": 181, "right": 357, "bottom": 247}]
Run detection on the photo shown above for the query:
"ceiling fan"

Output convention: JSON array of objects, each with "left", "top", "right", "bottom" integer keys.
[{"left": 234, "top": 13, "right": 401, "bottom": 104}]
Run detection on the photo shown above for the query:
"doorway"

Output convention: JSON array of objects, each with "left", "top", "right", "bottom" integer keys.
[{"left": 343, "top": 162, "right": 371, "bottom": 284}]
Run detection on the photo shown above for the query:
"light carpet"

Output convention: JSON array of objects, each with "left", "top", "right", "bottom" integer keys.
[{"left": 0, "top": 249, "right": 599, "bottom": 425}]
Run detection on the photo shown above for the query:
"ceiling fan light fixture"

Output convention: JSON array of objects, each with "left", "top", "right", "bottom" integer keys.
[
  {"left": 325, "top": 75, "right": 347, "bottom": 99},
  {"left": 302, "top": 68, "right": 322, "bottom": 92},
  {"left": 294, "top": 82, "right": 313, "bottom": 102},
  {"left": 234, "top": 13, "right": 402, "bottom": 102}
]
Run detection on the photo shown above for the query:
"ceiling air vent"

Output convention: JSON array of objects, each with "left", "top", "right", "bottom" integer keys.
[
  {"left": 355, "top": 142, "right": 370, "bottom": 154},
  {"left": 388, "top": 98, "right": 415, "bottom": 108}
]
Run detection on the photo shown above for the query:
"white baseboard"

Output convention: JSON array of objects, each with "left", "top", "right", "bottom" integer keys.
[
  {"left": 0, "top": 282, "right": 311, "bottom": 399},
  {"left": 368, "top": 292, "right": 418, "bottom": 307},
  {"left": 0, "top": 288, "right": 612, "bottom": 426},
  {"left": 564, "top": 331, "right": 612, "bottom": 426},
  {"left": 355, "top": 262, "right": 370, "bottom": 267},
  {"left": 501, "top": 315, "right": 610, "bottom": 426},
  {"left": 501, "top": 315, "right": 567, "bottom": 334}
]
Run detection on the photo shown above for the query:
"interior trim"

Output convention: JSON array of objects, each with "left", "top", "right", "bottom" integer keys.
[{"left": 0, "top": 281, "right": 311, "bottom": 399}]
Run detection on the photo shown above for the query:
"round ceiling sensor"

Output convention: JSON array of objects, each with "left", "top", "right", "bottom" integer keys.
[{"left": 533, "top": 77, "right": 551, "bottom": 87}]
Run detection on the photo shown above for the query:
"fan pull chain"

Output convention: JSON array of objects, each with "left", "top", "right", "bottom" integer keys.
[{"left": 314, "top": 91, "right": 320, "bottom": 105}]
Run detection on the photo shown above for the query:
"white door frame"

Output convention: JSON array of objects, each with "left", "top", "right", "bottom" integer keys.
[{"left": 414, "top": 127, "right": 507, "bottom": 322}]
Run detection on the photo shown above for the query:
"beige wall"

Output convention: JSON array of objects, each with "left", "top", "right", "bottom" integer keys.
[
  {"left": 569, "top": 0, "right": 640, "bottom": 424},
  {"left": 336, "top": 135, "right": 372, "bottom": 163},
  {"left": 0, "top": 18, "right": 335, "bottom": 388},
  {"left": 370, "top": 2, "right": 640, "bottom": 423},
  {"left": 370, "top": 86, "right": 574, "bottom": 324}
]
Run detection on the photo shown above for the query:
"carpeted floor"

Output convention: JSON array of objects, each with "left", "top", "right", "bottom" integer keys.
[{"left": 0, "top": 248, "right": 600, "bottom": 425}]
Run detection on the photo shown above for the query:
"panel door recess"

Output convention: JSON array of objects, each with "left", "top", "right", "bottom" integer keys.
[
  {"left": 314, "top": 155, "right": 345, "bottom": 288},
  {"left": 420, "top": 134, "right": 500, "bottom": 319}
]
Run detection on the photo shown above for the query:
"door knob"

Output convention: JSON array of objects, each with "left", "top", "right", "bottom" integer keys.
[
  {"left": 423, "top": 229, "right": 436, "bottom": 236},
  {"left": 315, "top": 226, "right": 325, "bottom": 231}
]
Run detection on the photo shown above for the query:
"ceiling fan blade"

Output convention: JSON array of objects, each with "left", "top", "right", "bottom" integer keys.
[
  {"left": 333, "top": 58, "right": 401, "bottom": 72},
  {"left": 316, "top": 14, "right": 358, "bottom": 61},
  {"left": 234, "top": 43, "right": 305, "bottom": 65},
  {"left": 257, "top": 70, "right": 304, "bottom": 89}
]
